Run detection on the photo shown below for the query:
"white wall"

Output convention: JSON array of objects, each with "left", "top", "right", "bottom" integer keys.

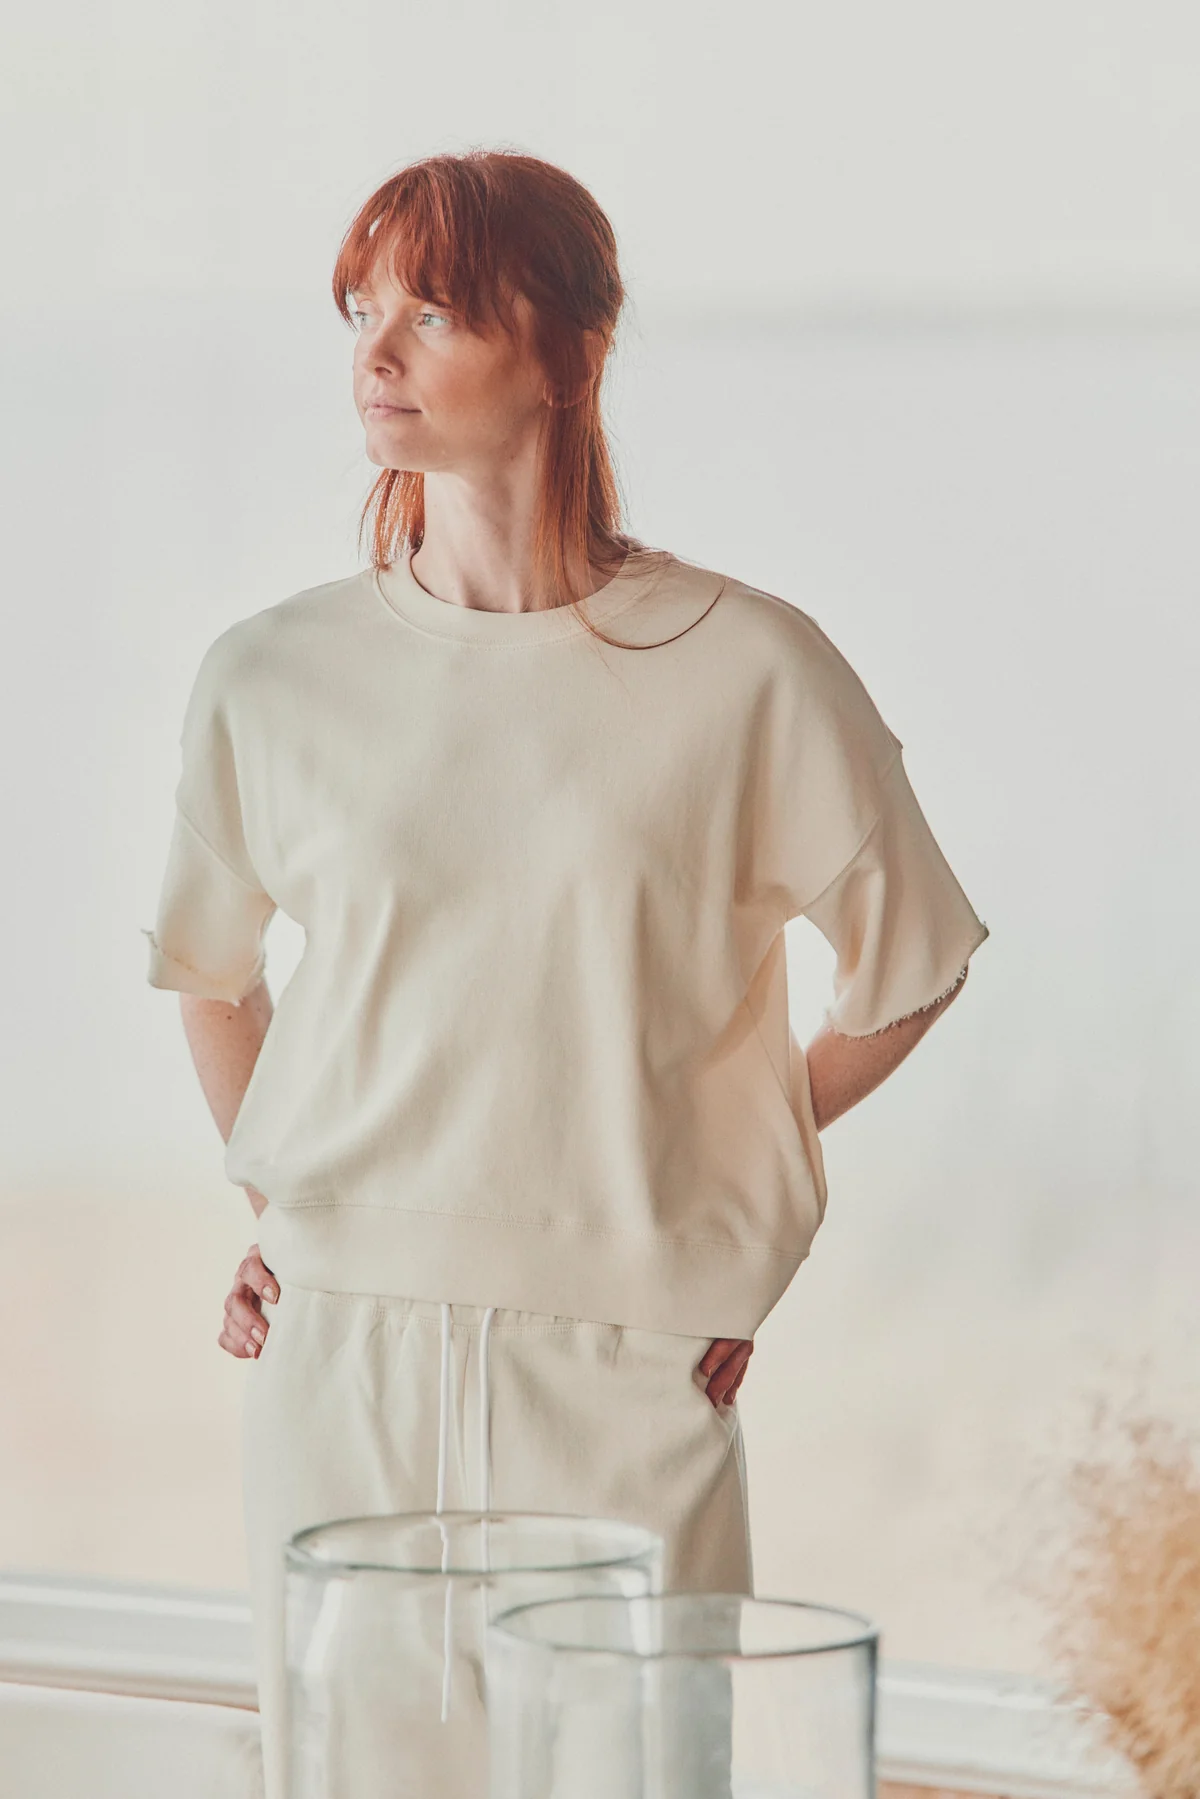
[
  {"left": 9, "top": 0, "right": 1200, "bottom": 315},
  {"left": 2, "top": 1, "right": 1198, "bottom": 1680}
]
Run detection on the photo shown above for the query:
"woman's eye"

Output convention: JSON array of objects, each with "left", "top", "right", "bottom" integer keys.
[{"left": 349, "top": 306, "right": 451, "bottom": 331}]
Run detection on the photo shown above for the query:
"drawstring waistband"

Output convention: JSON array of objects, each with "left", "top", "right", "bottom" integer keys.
[{"left": 435, "top": 1301, "right": 496, "bottom": 1722}]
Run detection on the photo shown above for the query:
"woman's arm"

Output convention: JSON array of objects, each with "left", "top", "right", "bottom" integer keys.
[
  {"left": 700, "top": 968, "right": 970, "bottom": 1407},
  {"left": 805, "top": 964, "right": 969, "bottom": 1133},
  {"left": 178, "top": 981, "right": 281, "bottom": 1361},
  {"left": 178, "top": 978, "right": 274, "bottom": 1218}
]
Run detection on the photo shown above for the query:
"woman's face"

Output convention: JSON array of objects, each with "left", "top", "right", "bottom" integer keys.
[{"left": 349, "top": 259, "right": 549, "bottom": 476}]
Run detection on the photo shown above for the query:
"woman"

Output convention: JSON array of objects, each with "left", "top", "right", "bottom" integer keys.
[{"left": 143, "top": 149, "right": 988, "bottom": 1794}]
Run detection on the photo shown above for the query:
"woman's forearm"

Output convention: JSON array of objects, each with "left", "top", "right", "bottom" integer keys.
[
  {"left": 805, "top": 969, "right": 968, "bottom": 1132},
  {"left": 179, "top": 978, "right": 274, "bottom": 1215}
]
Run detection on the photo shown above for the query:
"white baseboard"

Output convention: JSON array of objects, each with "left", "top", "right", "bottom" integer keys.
[
  {"left": 0, "top": 1571, "right": 255, "bottom": 1709},
  {"left": 0, "top": 1571, "right": 1137, "bottom": 1797}
]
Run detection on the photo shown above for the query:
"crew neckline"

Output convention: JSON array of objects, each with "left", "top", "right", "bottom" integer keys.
[{"left": 371, "top": 544, "right": 675, "bottom": 645}]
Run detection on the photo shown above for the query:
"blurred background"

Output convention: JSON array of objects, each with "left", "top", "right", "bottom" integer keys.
[{"left": 2, "top": 0, "right": 1198, "bottom": 1682}]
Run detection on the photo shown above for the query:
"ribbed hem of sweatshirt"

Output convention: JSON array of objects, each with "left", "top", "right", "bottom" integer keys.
[{"left": 254, "top": 1203, "right": 805, "bottom": 1341}]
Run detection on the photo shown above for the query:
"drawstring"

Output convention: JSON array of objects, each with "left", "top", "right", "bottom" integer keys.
[
  {"left": 477, "top": 1306, "right": 496, "bottom": 1691},
  {"left": 478, "top": 1306, "right": 495, "bottom": 1512},
  {"left": 437, "top": 1304, "right": 454, "bottom": 1723},
  {"left": 436, "top": 1302, "right": 497, "bottom": 1723}
]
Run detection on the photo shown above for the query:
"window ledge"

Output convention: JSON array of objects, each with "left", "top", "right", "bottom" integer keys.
[
  {"left": 0, "top": 1571, "right": 1136, "bottom": 1797},
  {"left": 0, "top": 1571, "right": 255, "bottom": 1710}
]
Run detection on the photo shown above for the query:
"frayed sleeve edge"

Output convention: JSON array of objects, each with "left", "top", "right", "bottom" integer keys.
[
  {"left": 821, "top": 921, "right": 990, "bottom": 1040},
  {"left": 142, "top": 928, "right": 266, "bottom": 1005}
]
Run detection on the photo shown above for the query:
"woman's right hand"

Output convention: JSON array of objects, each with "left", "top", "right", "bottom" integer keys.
[{"left": 218, "top": 1243, "right": 279, "bottom": 1359}]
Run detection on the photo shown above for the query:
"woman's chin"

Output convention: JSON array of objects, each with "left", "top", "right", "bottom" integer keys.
[
  {"left": 365, "top": 445, "right": 429, "bottom": 474},
  {"left": 364, "top": 420, "right": 427, "bottom": 467}
]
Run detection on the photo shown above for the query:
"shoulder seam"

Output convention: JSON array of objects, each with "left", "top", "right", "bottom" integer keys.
[
  {"left": 174, "top": 800, "right": 266, "bottom": 894},
  {"left": 789, "top": 743, "right": 905, "bottom": 918}
]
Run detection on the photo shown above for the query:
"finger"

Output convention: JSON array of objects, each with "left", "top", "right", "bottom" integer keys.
[
  {"left": 698, "top": 1338, "right": 740, "bottom": 1375},
  {"left": 237, "top": 1248, "right": 280, "bottom": 1305},
  {"left": 216, "top": 1318, "right": 262, "bottom": 1359},
  {"left": 702, "top": 1346, "right": 741, "bottom": 1402},
  {"left": 225, "top": 1289, "right": 269, "bottom": 1345},
  {"left": 729, "top": 1341, "right": 754, "bottom": 1395},
  {"left": 706, "top": 1342, "right": 753, "bottom": 1405},
  {"left": 719, "top": 1342, "right": 753, "bottom": 1381}
]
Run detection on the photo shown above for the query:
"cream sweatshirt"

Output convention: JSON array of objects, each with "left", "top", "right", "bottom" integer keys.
[{"left": 142, "top": 545, "right": 989, "bottom": 1339}]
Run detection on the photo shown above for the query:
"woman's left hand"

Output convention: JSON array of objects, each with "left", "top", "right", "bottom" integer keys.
[{"left": 699, "top": 1337, "right": 754, "bottom": 1408}]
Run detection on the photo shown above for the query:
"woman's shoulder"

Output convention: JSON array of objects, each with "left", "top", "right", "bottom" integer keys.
[
  {"left": 655, "top": 547, "right": 901, "bottom": 764},
  {"left": 657, "top": 547, "right": 872, "bottom": 686},
  {"left": 188, "top": 568, "right": 375, "bottom": 693}
]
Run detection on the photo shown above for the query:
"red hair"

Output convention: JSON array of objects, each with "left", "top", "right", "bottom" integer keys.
[{"left": 331, "top": 148, "right": 650, "bottom": 617}]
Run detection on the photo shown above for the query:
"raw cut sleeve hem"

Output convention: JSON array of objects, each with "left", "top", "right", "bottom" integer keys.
[
  {"left": 142, "top": 928, "right": 267, "bottom": 1005},
  {"left": 822, "top": 920, "right": 990, "bottom": 1040}
]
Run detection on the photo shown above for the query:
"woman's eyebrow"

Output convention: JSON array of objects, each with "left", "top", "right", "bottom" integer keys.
[{"left": 350, "top": 283, "right": 439, "bottom": 305}]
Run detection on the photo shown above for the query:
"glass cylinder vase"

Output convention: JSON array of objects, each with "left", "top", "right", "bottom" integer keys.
[
  {"left": 486, "top": 1590, "right": 879, "bottom": 1799},
  {"left": 284, "top": 1511, "right": 663, "bottom": 1799}
]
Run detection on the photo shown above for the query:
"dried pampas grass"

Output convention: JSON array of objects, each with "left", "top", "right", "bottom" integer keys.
[{"left": 1031, "top": 1388, "right": 1200, "bottom": 1799}]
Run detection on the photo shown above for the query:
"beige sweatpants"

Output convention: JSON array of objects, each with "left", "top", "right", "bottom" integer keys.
[{"left": 241, "top": 1282, "right": 753, "bottom": 1798}]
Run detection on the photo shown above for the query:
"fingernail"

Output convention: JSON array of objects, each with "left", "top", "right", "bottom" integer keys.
[
  {"left": 264, "top": 1287, "right": 278, "bottom": 1302},
  {"left": 246, "top": 1341, "right": 258, "bottom": 1356},
  {"left": 251, "top": 1326, "right": 265, "bottom": 1344}
]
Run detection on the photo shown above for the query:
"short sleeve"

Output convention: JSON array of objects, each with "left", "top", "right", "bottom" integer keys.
[
  {"left": 142, "top": 635, "right": 277, "bottom": 1004},
  {"left": 799, "top": 749, "right": 989, "bottom": 1037}
]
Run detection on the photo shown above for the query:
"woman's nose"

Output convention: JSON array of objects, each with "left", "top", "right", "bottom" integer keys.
[{"left": 366, "top": 341, "right": 402, "bottom": 373}]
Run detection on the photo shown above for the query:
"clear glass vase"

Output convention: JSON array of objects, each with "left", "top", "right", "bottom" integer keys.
[
  {"left": 284, "top": 1511, "right": 663, "bottom": 1798},
  {"left": 486, "top": 1591, "right": 879, "bottom": 1799}
]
